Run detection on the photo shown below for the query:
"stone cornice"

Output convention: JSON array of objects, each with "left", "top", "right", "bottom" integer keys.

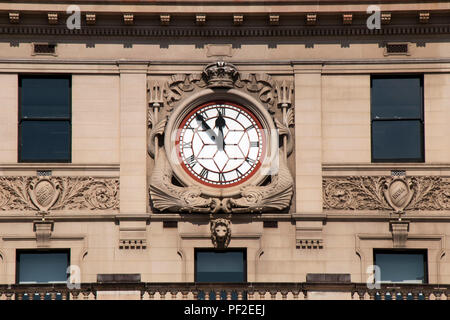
[
  {"left": 1, "top": 1, "right": 449, "bottom": 12},
  {"left": 0, "top": 24, "right": 449, "bottom": 37}
]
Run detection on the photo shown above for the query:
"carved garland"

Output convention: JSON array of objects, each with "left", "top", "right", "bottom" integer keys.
[
  {"left": 0, "top": 177, "right": 119, "bottom": 212},
  {"left": 323, "top": 176, "right": 450, "bottom": 211},
  {"left": 148, "top": 61, "right": 295, "bottom": 214}
]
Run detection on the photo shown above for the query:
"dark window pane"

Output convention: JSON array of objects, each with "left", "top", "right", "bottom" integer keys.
[
  {"left": 20, "top": 121, "right": 70, "bottom": 161},
  {"left": 371, "top": 77, "right": 422, "bottom": 119},
  {"left": 196, "top": 251, "right": 245, "bottom": 283},
  {"left": 374, "top": 252, "right": 426, "bottom": 284},
  {"left": 20, "top": 77, "right": 70, "bottom": 119},
  {"left": 372, "top": 120, "right": 423, "bottom": 161},
  {"left": 18, "top": 252, "right": 69, "bottom": 284}
]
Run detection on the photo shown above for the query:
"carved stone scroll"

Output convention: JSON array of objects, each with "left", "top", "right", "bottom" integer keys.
[
  {"left": 225, "top": 150, "right": 294, "bottom": 213},
  {"left": 149, "top": 147, "right": 220, "bottom": 213}
]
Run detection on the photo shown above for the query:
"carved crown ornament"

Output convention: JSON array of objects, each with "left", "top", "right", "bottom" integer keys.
[
  {"left": 323, "top": 176, "right": 450, "bottom": 212},
  {"left": 0, "top": 176, "right": 119, "bottom": 214},
  {"left": 148, "top": 61, "right": 295, "bottom": 214}
]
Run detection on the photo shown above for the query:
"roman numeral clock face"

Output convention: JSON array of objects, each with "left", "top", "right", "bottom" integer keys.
[{"left": 176, "top": 102, "right": 265, "bottom": 188}]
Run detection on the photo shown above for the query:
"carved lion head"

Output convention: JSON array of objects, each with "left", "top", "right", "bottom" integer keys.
[{"left": 210, "top": 218, "right": 231, "bottom": 249}]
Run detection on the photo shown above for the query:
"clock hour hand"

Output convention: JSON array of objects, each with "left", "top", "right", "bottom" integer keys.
[
  {"left": 196, "top": 113, "right": 217, "bottom": 143},
  {"left": 215, "top": 111, "right": 226, "bottom": 151}
]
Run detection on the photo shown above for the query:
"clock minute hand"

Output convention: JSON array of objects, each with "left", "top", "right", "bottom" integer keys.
[{"left": 196, "top": 113, "right": 217, "bottom": 143}]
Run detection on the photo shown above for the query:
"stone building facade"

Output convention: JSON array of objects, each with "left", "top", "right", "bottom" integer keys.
[{"left": 0, "top": 0, "right": 449, "bottom": 300}]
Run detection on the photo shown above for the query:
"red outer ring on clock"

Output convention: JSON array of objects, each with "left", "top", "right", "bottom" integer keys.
[{"left": 175, "top": 101, "right": 266, "bottom": 188}]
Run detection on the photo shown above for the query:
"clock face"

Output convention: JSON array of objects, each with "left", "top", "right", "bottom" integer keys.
[{"left": 176, "top": 101, "right": 265, "bottom": 188}]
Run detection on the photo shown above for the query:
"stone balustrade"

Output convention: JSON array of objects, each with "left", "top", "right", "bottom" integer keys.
[{"left": 0, "top": 283, "right": 448, "bottom": 300}]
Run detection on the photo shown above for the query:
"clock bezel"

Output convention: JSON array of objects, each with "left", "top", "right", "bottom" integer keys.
[
  {"left": 176, "top": 100, "right": 266, "bottom": 188},
  {"left": 164, "top": 88, "right": 277, "bottom": 197}
]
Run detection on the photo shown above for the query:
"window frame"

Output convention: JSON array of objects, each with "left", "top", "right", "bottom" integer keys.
[
  {"left": 15, "top": 248, "right": 71, "bottom": 284},
  {"left": 194, "top": 248, "right": 247, "bottom": 283},
  {"left": 373, "top": 248, "right": 428, "bottom": 284},
  {"left": 18, "top": 74, "right": 72, "bottom": 163},
  {"left": 370, "top": 74, "right": 425, "bottom": 163}
]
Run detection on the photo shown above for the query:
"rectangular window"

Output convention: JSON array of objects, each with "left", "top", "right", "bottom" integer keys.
[
  {"left": 371, "top": 75, "right": 424, "bottom": 162},
  {"left": 195, "top": 249, "right": 246, "bottom": 283},
  {"left": 16, "top": 249, "right": 70, "bottom": 284},
  {"left": 19, "top": 75, "right": 71, "bottom": 162},
  {"left": 373, "top": 249, "right": 428, "bottom": 284}
]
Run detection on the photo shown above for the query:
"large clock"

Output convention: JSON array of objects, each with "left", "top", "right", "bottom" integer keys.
[
  {"left": 176, "top": 101, "right": 265, "bottom": 188},
  {"left": 150, "top": 63, "right": 294, "bottom": 213}
]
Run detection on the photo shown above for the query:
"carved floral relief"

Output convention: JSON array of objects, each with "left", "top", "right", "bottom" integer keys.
[
  {"left": 323, "top": 176, "right": 450, "bottom": 211},
  {"left": 0, "top": 176, "right": 119, "bottom": 212}
]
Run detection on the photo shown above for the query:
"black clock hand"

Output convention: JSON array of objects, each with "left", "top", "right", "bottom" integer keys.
[
  {"left": 196, "top": 113, "right": 217, "bottom": 142},
  {"left": 215, "top": 111, "right": 226, "bottom": 151}
]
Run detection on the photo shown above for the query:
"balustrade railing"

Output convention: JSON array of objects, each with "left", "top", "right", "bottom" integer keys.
[{"left": 0, "top": 283, "right": 448, "bottom": 300}]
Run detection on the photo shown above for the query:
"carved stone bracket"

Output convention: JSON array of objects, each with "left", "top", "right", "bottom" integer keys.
[
  {"left": 323, "top": 176, "right": 450, "bottom": 211},
  {"left": 390, "top": 220, "right": 410, "bottom": 248},
  {"left": 34, "top": 220, "right": 54, "bottom": 247},
  {"left": 0, "top": 176, "right": 119, "bottom": 213}
]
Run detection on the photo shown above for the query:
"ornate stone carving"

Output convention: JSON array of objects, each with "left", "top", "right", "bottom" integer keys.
[
  {"left": 381, "top": 13, "right": 392, "bottom": 24},
  {"left": 147, "top": 110, "right": 167, "bottom": 159},
  {"left": 323, "top": 176, "right": 450, "bottom": 211},
  {"left": 225, "top": 151, "right": 293, "bottom": 213},
  {"left": 210, "top": 218, "right": 231, "bottom": 249},
  {"left": 48, "top": 13, "right": 58, "bottom": 25},
  {"left": 306, "top": 13, "right": 317, "bottom": 25},
  {"left": 148, "top": 62, "right": 295, "bottom": 214},
  {"left": 28, "top": 178, "right": 60, "bottom": 212},
  {"left": 161, "top": 63, "right": 277, "bottom": 112},
  {"left": 342, "top": 13, "right": 353, "bottom": 25},
  {"left": 160, "top": 14, "right": 170, "bottom": 26},
  {"left": 233, "top": 15, "right": 244, "bottom": 26},
  {"left": 9, "top": 12, "right": 19, "bottom": 24},
  {"left": 123, "top": 13, "right": 134, "bottom": 25},
  {"left": 236, "top": 73, "right": 277, "bottom": 108},
  {"left": 86, "top": 13, "right": 96, "bottom": 25},
  {"left": 383, "top": 177, "right": 414, "bottom": 213},
  {"left": 196, "top": 14, "right": 206, "bottom": 26},
  {"left": 149, "top": 147, "right": 220, "bottom": 213},
  {"left": 419, "top": 12, "right": 430, "bottom": 24},
  {"left": 0, "top": 177, "right": 119, "bottom": 212},
  {"left": 202, "top": 61, "right": 238, "bottom": 88},
  {"left": 269, "top": 14, "right": 280, "bottom": 26}
]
